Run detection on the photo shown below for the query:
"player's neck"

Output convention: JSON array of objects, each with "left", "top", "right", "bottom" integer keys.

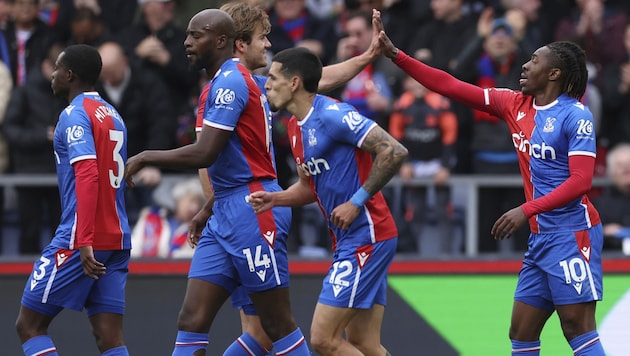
[
  {"left": 288, "top": 93, "right": 315, "bottom": 121},
  {"left": 67, "top": 86, "right": 93, "bottom": 103},
  {"left": 205, "top": 53, "right": 233, "bottom": 78}
]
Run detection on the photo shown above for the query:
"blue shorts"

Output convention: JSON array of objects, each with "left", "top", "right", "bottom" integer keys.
[
  {"left": 318, "top": 238, "right": 397, "bottom": 309},
  {"left": 21, "top": 245, "right": 130, "bottom": 317},
  {"left": 515, "top": 224, "right": 603, "bottom": 311},
  {"left": 231, "top": 286, "right": 257, "bottom": 315},
  {"left": 189, "top": 181, "right": 291, "bottom": 295}
]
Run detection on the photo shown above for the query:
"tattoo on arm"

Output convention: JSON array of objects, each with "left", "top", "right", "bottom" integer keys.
[{"left": 360, "top": 126, "right": 408, "bottom": 195}]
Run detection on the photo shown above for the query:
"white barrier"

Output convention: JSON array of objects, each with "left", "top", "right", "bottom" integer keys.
[{"left": 0, "top": 174, "right": 611, "bottom": 257}]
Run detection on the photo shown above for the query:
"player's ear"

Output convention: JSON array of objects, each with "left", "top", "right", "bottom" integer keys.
[
  {"left": 235, "top": 38, "right": 246, "bottom": 53},
  {"left": 291, "top": 75, "right": 300, "bottom": 92},
  {"left": 67, "top": 69, "right": 76, "bottom": 82},
  {"left": 548, "top": 67, "right": 561, "bottom": 82}
]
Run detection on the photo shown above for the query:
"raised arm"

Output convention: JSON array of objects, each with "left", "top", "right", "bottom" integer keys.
[
  {"left": 378, "top": 30, "right": 490, "bottom": 111},
  {"left": 318, "top": 9, "right": 383, "bottom": 93}
]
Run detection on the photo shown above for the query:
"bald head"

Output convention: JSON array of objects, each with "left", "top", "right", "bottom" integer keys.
[
  {"left": 184, "top": 9, "right": 237, "bottom": 71},
  {"left": 190, "top": 9, "right": 235, "bottom": 40},
  {"left": 98, "top": 41, "right": 128, "bottom": 87}
]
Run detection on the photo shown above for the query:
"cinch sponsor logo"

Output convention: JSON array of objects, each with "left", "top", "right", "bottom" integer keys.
[
  {"left": 296, "top": 156, "right": 330, "bottom": 176},
  {"left": 512, "top": 131, "right": 556, "bottom": 159}
]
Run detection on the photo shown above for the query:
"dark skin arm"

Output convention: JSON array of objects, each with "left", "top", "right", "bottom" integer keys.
[
  {"left": 79, "top": 246, "right": 106, "bottom": 280},
  {"left": 491, "top": 207, "right": 528, "bottom": 240},
  {"left": 331, "top": 125, "right": 408, "bottom": 229},
  {"left": 188, "top": 195, "right": 215, "bottom": 248},
  {"left": 124, "top": 125, "right": 231, "bottom": 187}
]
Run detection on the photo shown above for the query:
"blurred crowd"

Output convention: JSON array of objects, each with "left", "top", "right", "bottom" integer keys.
[{"left": 1, "top": 0, "right": 630, "bottom": 258}]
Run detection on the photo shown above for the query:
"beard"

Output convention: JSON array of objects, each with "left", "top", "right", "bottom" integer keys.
[{"left": 188, "top": 59, "right": 204, "bottom": 72}]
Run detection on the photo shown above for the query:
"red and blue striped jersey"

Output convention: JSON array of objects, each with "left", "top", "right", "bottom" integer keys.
[
  {"left": 287, "top": 95, "right": 398, "bottom": 250},
  {"left": 482, "top": 89, "right": 601, "bottom": 233},
  {"left": 200, "top": 59, "right": 277, "bottom": 196},
  {"left": 52, "top": 92, "right": 131, "bottom": 250}
]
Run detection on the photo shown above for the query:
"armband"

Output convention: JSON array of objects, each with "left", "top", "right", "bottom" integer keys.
[{"left": 350, "top": 187, "right": 371, "bottom": 208}]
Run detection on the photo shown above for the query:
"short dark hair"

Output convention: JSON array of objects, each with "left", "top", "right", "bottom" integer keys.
[
  {"left": 60, "top": 44, "right": 102, "bottom": 86},
  {"left": 271, "top": 47, "right": 322, "bottom": 93}
]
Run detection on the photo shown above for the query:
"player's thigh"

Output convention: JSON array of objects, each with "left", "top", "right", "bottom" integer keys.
[
  {"left": 510, "top": 300, "right": 553, "bottom": 341},
  {"left": 85, "top": 250, "right": 130, "bottom": 317},
  {"left": 345, "top": 304, "right": 385, "bottom": 346},
  {"left": 185, "top": 228, "right": 238, "bottom": 319},
  {"left": 311, "top": 302, "right": 359, "bottom": 341},
  {"left": 89, "top": 312, "right": 124, "bottom": 349},
  {"left": 179, "top": 278, "right": 231, "bottom": 328},
  {"left": 15, "top": 305, "right": 56, "bottom": 341},
  {"left": 248, "top": 287, "right": 298, "bottom": 340},
  {"left": 555, "top": 301, "right": 598, "bottom": 339}
]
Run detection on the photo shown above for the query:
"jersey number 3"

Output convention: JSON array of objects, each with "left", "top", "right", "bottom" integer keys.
[{"left": 109, "top": 129, "right": 124, "bottom": 189}]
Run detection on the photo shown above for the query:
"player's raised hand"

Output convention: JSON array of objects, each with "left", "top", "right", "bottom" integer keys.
[
  {"left": 378, "top": 27, "right": 398, "bottom": 59},
  {"left": 79, "top": 246, "right": 106, "bottom": 280},
  {"left": 248, "top": 190, "right": 274, "bottom": 214},
  {"left": 366, "top": 9, "right": 385, "bottom": 59},
  {"left": 491, "top": 206, "right": 527, "bottom": 240}
]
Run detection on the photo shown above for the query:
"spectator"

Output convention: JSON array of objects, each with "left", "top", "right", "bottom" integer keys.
[
  {"left": 96, "top": 41, "right": 175, "bottom": 226},
  {"left": 0, "top": 59, "right": 11, "bottom": 255},
  {"left": 343, "top": 0, "right": 426, "bottom": 55},
  {"left": 407, "top": 0, "right": 478, "bottom": 173},
  {"left": 554, "top": 0, "right": 627, "bottom": 85},
  {"left": 305, "top": 0, "right": 343, "bottom": 20},
  {"left": 408, "top": 0, "right": 477, "bottom": 73},
  {"left": 600, "top": 22, "right": 630, "bottom": 150},
  {"left": 389, "top": 75, "right": 458, "bottom": 254},
  {"left": 51, "top": 0, "right": 137, "bottom": 41},
  {"left": 331, "top": 10, "right": 400, "bottom": 128},
  {"left": 116, "top": 0, "right": 199, "bottom": 125},
  {"left": 2, "top": 0, "right": 53, "bottom": 86},
  {"left": 453, "top": 13, "right": 531, "bottom": 253},
  {"left": 0, "top": 0, "right": 10, "bottom": 29},
  {"left": 131, "top": 177, "right": 204, "bottom": 259},
  {"left": 499, "top": 0, "right": 546, "bottom": 54},
  {"left": 267, "top": 0, "right": 339, "bottom": 65},
  {"left": 65, "top": 4, "right": 110, "bottom": 46},
  {"left": 2, "top": 42, "right": 65, "bottom": 255},
  {"left": 592, "top": 143, "right": 630, "bottom": 254}
]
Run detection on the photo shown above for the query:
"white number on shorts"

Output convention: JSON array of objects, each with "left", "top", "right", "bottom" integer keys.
[
  {"left": 109, "top": 129, "right": 124, "bottom": 188},
  {"left": 559, "top": 258, "right": 587, "bottom": 284},
  {"left": 329, "top": 260, "right": 353, "bottom": 287},
  {"left": 33, "top": 256, "right": 51, "bottom": 281},
  {"left": 242, "top": 245, "right": 271, "bottom": 272}
]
